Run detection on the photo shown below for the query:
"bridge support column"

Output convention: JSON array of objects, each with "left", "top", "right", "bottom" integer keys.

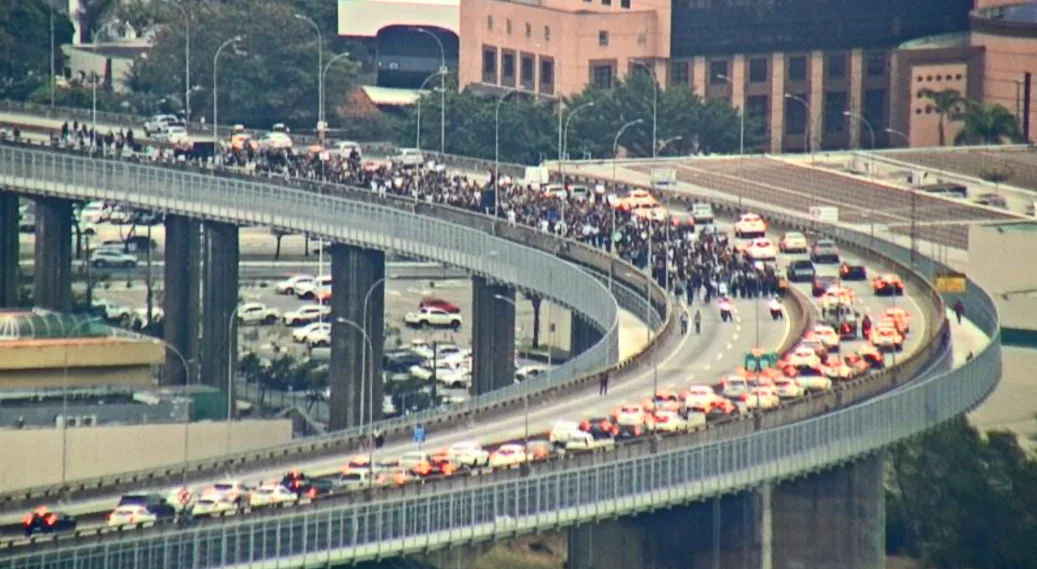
[
  {"left": 0, "top": 191, "right": 18, "bottom": 307},
  {"left": 162, "top": 214, "right": 200, "bottom": 386},
  {"left": 201, "top": 221, "right": 239, "bottom": 401},
  {"left": 570, "top": 315, "right": 603, "bottom": 356},
  {"left": 471, "top": 276, "right": 515, "bottom": 395},
  {"left": 329, "top": 244, "right": 385, "bottom": 431},
  {"left": 33, "top": 197, "right": 72, "bottom": 312}
]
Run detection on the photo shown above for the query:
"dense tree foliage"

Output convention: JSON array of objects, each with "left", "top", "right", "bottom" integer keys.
[
  {"left": 0, "top": 0, "right": 74, "bottom": 100},
  {"left": 954, "top": 101, "right": 1023, "bottom": 145},
  {"left": 887, "top": 417, "right": 1037, "bottom": 569}
]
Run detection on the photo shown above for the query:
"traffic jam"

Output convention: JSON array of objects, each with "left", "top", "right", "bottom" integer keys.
[{"left": 3, "top": 211, "right": 919, "bottom": 547}]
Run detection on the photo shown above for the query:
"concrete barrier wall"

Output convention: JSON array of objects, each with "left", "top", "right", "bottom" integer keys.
[
  {"left": 0, "top": 339, "right": 163, "bottom": 370},
  {"left": 0, "top": 420, "right": 292, "bottom": 492}
]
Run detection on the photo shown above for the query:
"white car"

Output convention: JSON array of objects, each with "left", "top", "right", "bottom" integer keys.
[
  {"left": 734, "top": 213, "right": 767, "bottom": 238},
  {"left": 410, "top": 341, "right": 463, "bottom": 361},
  {"left": 773, "top": 377, "right": 805, "bottom": 399},
  {"left": 130, "top": 306, "right": 164, "bottom": 329},
  {"left": 391, "top": 148, "right": 425, "bottom": 168},
  {"left": 160, "top": 126, "right": 189, "bottom": 142},
  {"left": 721, "top": 378, "right": 750, "bottom": 399},
  {"left": 613, "top": 404, "right": 647, "bottom": 427},
  {"left": 745, "top": 237, "right": 778, "bottom": 261},
  {"left": 205, "top": 480, "right": 249, "bottom": 506},
  {"left": 308, "top": 329, "right": 332, "bottom": 348},
  {"left": 561, "top": 429, "right": 616, "bottom": 451},
  {"left": 549, "top": 420, "right": 583, "bottom": 446},
  {"left": 489, "top": 444, "right": 528, "bottom": 468},
  {"left": 90, "top": 249, "right": 137, "bottom": 268},
  {"left": 107, "top": 505, "right": 157, "bottom": 527},
  {"left": 684, "top": 385, "right": 722, "bottom": 409},
  {"left": 259, "top": 132, "right": 293, "bottom": 149},
  {"left": 190, "top": 496, "right": 238, "bottom": 518},
  {"left": 91, "top": 298, "right": 132, "bottom": 321},
  {"left": 333, "top": 140, "right": 362, "bottom": 158},
  {"left": 296, "top": 275, "right": 332, "bottom": 300},
  {"left": 780, "top": 231, "right": 809, "bottom": 253},
  {"left": 292, "top": 321, "right": 331, "bottom": 343},
  {"left": 447, "top": 441, "right": 491, "bottom": 468},
  {"left": 690, "top": 203, "right": 714, "bottom": 224},
  {"left": 397, "top": 451, "right": 433, "bottom": 473},
  {"left": 811, "top": 325, "right": 841, "bottom": 351},
  {"left": 652, "top": 410, "right": 695, "bottom": 432},
  {"left": 78, "top": 201, "right": 108, "bottom": 224},
  {"left": 795, "top": 372, "right": 833, "bottom": 392},
  {"left": 143, "top": 114, "right": 180, "bottom": 135},
  {"left": 409, "top": 361, "right": 471, "bottom": 388},
  {"left": 237, "top": 302, "right": 281, "bottom": 325},
  {"left": 786, "top": 345, "right": 822, "bottom": 368},
  {"left": 743, "top": 387, "right": 781, "bottom": 410},
  {"left": 405, "top": 307, "right": 463, "bottom": 329},
  {"left": 275, "top": 275, "right": 315, "bottom": 296},
  {"left": 283, "top": 305, "right": 330, "bottom": 326},
  {"left": 248, "top": 484, "right": 298, "bottom": 509}
]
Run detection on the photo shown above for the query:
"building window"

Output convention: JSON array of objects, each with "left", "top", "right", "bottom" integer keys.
[
  {"left": 866, "top": 52, "right": 885, "bottom": 78},
  {"left": 788, "top": 56, "right": 807, "bottom": 82},
  {"left": 669, "top": 60, "right": 690, "bottom": 87},
  {"left": 525, "top": 22, "right": 531, "bottom": 38},
  {"left": 599, "top": 31, "right": 609, "bottom": 47},
  {"left": 709, "top": 60, "right": 728, "bottom": 84},
  {"left": 540, "top": 57, "right": 555, "bottom": 95},
  {"left": 506, "top": 19, "right": 512, "bottom": 34},
  {"left": 502, "top": 51, "right": 516, "bottom": 86},
  {"left": 482, "top": 47, "right": 498, "bottom": 84},
  {"left": 863, "top": 88, "right": 886, "bottom": 128},
  {"left": 748, "top": 58, "right": 768, "bottom": 83},
  {"left": 520, "top": 53, "right": 535, "bottom": 89},
  {"left": 823, "top": 91, "right": 846, "bottom": 133},
  {"left": 785, "top": 95, "right": 807, "bottom": 136},
  {"left": 826, "top": 54, "right": 846, "bottom": 80},
  {"left": 592, "top": 64, "right": 614, "bottom": 89},
  {"left": 487, "top": 15, "right": 493, "bottom": 30},
  {"left": 602, "top": 0, "right": 611, "bottom": 6},
  {"left": 544, "top": 26, "right": 551, "bottom": 41},
  {"left": 621, "top": 0, "right": 630, "bottom": 7},
  {"left": 747, "top": 95, "right": 769, "bottom": 134}
]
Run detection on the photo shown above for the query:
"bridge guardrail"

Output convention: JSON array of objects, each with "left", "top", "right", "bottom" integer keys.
[
  {"left": 3, "top": 197, "right": 996, "bottom": 569},
  {"left": 0, "top": 143, "right": 675, "bottom": 509}
]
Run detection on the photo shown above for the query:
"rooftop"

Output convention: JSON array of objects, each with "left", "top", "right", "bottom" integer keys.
[
  {"left": 898, "top": 32, "right": 970, "bottom": 51},
  {"left": 976, "top": 2, "right": 1037, "bottom": 24},
  {"left": 0, "top": 311, "right": 111, "bottom": 341},
  {"left": 982, "top": 221, "right": 1037, "bottom": 232}
]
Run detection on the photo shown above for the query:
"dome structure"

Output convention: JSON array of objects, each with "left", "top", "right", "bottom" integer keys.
[{"left": 0, "top": 310, "right": 113, "bottom": 341}]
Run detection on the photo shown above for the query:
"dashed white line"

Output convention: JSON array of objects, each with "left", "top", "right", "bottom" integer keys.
[
  {"left": 703, "top": 364, "right": 712, "bottom": 371},
  {"left": 726, "top": 342, "right": 733, "bottom": 350},
  {"left": 716, "top": 353, "right": 724, "bottom": 361},
  {"left": 732, "top": 334, "right": 739, "bottom": 341}
]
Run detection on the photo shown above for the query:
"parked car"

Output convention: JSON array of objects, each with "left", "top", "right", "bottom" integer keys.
[
  {"left": 391, "top": 148, "right": 425, "bottom": 168},
  {"left": 282, "top": 305, "right": 330, "bottom": 326},
  {"left": 404, "top": 307, "right": 463, "bottom": 329},
  {"left": 236, "top": 302, "right": 281, "bottom": 325},
  {"left": 89, "top": 249, "right": 137, "bottom": 268}
]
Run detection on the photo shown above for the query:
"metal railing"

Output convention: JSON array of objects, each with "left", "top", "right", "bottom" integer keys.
[{"left": 0, "top": 144, "right": 676, "bottom": 506}]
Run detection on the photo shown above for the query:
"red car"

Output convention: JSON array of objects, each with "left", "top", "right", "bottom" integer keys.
[{"left": 419, "top": 298, "right": 461, "bottom": 314}]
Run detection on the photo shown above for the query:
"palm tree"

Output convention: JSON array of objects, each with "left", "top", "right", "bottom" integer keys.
[
  {"left": 919, "top": 88, "right": 965, "bottom": 147},
  {"left": 954, "top": 102, "right": 1023, "bottom": 146}
]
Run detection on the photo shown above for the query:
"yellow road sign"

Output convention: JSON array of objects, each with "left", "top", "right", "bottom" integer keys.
[{"left": 934, "top": 272, "right": 967, "bottom": 294}]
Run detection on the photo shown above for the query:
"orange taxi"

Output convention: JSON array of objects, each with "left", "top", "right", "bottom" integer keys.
[
  {"left": 642, "top": 389, "right": 682, "bottom": 412},
  {"left": 877, "top": 314, "right": 909, "bottom": 336},
  {"left": 883, "top": 307, "right": 911, "bottom": 333},
  {"left": 869, "top": 325, "right": 904, "bottom": 352},
  {"left": 822, "top": 354, "right": 855, "bottom": 380},
  {"left": 613, "top": 190, "right": 658, "bottom": 211}
]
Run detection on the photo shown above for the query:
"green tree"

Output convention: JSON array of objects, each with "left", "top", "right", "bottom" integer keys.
[
  {"left": 0, "top": 0, "right": 75, "bottom": 100},
  {"left": 127, "top": 0, "right": 356, "bottom": 129},
  {"left": 954, "top": 101, "right": 1023, "bottom": 146},
  {"left": 919, "top": 88, "right": 965, "bottom": 147}
]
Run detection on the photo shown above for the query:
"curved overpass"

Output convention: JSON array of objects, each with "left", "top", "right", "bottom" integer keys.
[{"left": 0, "top": 145, "right": 1000, "bottom": 569}]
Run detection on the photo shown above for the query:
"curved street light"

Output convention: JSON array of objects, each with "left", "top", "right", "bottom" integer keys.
[
  {"left": 416, "top": 69, "right": 448, "bottom": 151},
  {"left": 294, "top": 14, "right": 324, "bottom": 137},
  {"left": 416, "top": 28, "right": 447, "bottom": 155},
  {"left": 629, "top": 61, "right": 659, "bottom": 158},
  {"left": 212, "top": 35, "right": 244, "bottom": 164},
  {"left": 494, "top": 87, "right": 520, "bottom": 217}
]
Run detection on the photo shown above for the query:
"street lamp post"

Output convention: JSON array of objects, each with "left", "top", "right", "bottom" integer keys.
[
  {"left": 143, "top": 338, "right": 193, "bottom": 486},
  {"left": 844, "top": 111, "right": 876, "bottom": 177},
  {"left": 494, "top": 88, "right": 520, "bottom": 217},
  {"left": 295, "top": 14, "right": 324, "bottom": 140},
  {"left": 164, "top": 0, "right": 191, "bottom": 121},
  {"left": 885, "top": 128, "right": 917, "bottom": 266},
  {"left": 321, "top": 52, "right": 351, "bottom": 135},
  {"left": 361, "top": 277, "right": 386, "bottom": 430},
  {"left": 784, "top": 93, "right": 813, "bottom": 160},
  {"left": 212, "top": 36, "right": 244, "bottom": 165},
  {"left": 416, "top": 70, "right": 447, "bottom": 151},
  {"left": 559, "top": 101, "right": 596, "bottom": 193},
  {"left": 630, "top": 61, "right": 659, "bottom": 158},
  {"left": 417, "top": 28, "right": 447, "bottom": 156},
  {"left": 715, "top": 74, "right": 745, "bottom": 155},
  {"left": 611, "top": 119, "right": 644, "bottom": 252},
  {"left": 334, "top": 317, "right": 374, "bottom": 427},
  {"left": 885, "top": 127, "right": 909, "bottom": 147}
]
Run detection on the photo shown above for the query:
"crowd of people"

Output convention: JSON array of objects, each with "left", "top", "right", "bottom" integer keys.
[{"left": 19, "top": 128, "right": 790, "bottom": 330}]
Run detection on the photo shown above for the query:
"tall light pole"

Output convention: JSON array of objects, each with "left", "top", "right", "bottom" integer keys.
[
  {"left": 630, "top": 61, "right": 659, "bottom": 158},
  {"left": 416, "top": 70, "right": 447, "bottom": 151},
  {"left": 295, "top": 14, "right": 324, "bottom": 139},
  {"left": 321, "top": 52, "right": 351, "bottom": 136},
  {"left": 494, "top": 87, "right": 519, "bottom": 217},
  {"left": 212, "top": 35, "right": 244, "bottom": 165},
  {"left": 225, "top": 306, "right": 242, "bottom": 455},
  {"left": 165, "top": 0, "right": 191, "bottom": 121},
  {"left": 417, "top": 28, "right": 447, "bottom": 155},
  {"left": 334, "top": 317, "right": 374, "bottom": 427},
  {"left": 885, "top": 127, "right": 909, "bottom": 147},
  {"left": 784, "top": 93, "right": 813, "bottom": 160},
  {"left": 844, "top": 110, "right": 876, "bottom": 177},
  {"left": 144, "top": 339, "right": 192, "bottom": 486},
  {"left": 361, "top": 277, "right": 386, "bottom": 431},
  {"left": 715, "top": 74, "right": 745, "bottom": 155},
  {"left": 611, "top": 119, "right": 644, "bottom": 251},
  {"left": 885, "top": 128, "right": 917, "bottom": 266},
  {"left": 560, "top": 101, "right": 596, "bottom": 190}
]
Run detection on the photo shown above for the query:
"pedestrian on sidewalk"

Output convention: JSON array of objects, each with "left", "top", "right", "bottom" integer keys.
[
  {"left": 680, "top": 311, "right": 689, "bottom": 335},
  {"left": 694, "top": 310, "right": 701, "bottom": 334},
  {"left": 598, "top": 372, "right": 609, "bottom": 395},
  {"left": 953, "top": 300, "right": 965, "bottom": 325}
]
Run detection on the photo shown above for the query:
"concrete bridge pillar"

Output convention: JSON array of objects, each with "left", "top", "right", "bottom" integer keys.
[
  {"left": 0, "top": 191, "right": 18, "bottom": 308},
  {"left": 162, "top": 214, "right": 200, "bottom": 386},
  {"left": 566, "top": 454, "right": 885, "bottom": 569},
  {"left": 471, "top": 276, "right": 515, "bottom": 395},
  {"left": 32, "top": 197, "right": 72, "bottom": 312},
  {"left": 570, "top": 315, "right": 604, "bottom": 357},
  {"left": 329, "top": 244, "right": 385, "bottom": 431},
  {"left": 200, "top": 221, "right": 239, "bottom": 402}
]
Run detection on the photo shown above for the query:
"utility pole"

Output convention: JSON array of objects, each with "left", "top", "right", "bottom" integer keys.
[{"left": 909, "top": 186, "right": 918, "bottom": 268}]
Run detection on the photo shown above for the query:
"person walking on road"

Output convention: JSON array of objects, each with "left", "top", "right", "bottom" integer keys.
[
  {"left": 768, "top": 297, "right": 784, "bottom": 320},
  {"left": 694, "top": 310, "right": 702, "bottom": 334},
  {"left": 953, "top": 299, "right": 965, "bottom": 325},
  {"left": 599, "top": 372, "right": 609, "bottom": 395},
  {"left": 718, "top": 297, "right": 733, "bottom": 323},
  {"left": 680, "top": 311, "right": 689, "bottom": 335}
]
